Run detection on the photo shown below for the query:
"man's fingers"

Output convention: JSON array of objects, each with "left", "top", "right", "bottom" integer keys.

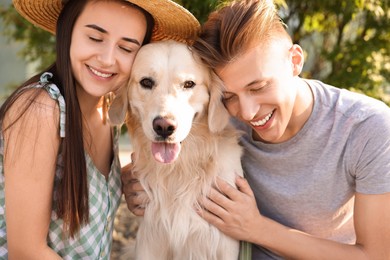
[
  {"left": 197, "top": 197, "right": 227, "bottom": 228},
  {"left": 214, "top": 176, "right": 253, "bottom": 201},
  {"left": 197, "top": 207, "right": 223, "bottom": 224},
  {"left": 207, "top": 187, "right": 230, "bottom": 208},
  {"left": 235, "top": 175, "right": 254, "bottom": 197},
  {"left": 215, "top": 177, "right": 241, "bottom": 201},
  {"left": 199, "top": 190, "right": 229, "bottom": 218}
]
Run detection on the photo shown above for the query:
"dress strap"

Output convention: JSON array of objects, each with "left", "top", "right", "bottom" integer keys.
[{"left": 35, "top": 72, "right": 66, "bottom": 138}]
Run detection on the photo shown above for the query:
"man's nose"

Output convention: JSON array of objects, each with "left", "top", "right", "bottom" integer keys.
[{"left": 239, "top": 96, "right": 259, "bottom": 121}]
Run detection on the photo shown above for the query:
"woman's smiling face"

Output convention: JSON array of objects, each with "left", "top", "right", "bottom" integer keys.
[{"left": 70, "top": 0, "right": 147, "bottom": 99}]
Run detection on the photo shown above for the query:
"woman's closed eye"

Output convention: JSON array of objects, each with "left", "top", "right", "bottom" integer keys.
[
  {"left": 89, "top": 36, "right": 102, "bottom": 42},
  {"left": 119, "top": 45, "right": 133, "bottom": 53},
  {"left": 88, "top": 36, "right": 134, "bottom": 53}
]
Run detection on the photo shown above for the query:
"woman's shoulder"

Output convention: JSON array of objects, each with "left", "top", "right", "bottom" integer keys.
[
  {"left": 11, "top": 86, "right": 59, "bottom": 121},
  {"left": 3, "top": 84, "right": 61, "bottom": 140}
]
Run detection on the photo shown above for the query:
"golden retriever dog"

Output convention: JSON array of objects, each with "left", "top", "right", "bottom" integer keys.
[{"left": 109, "top": 40, "right": 243, "bottom": 260}]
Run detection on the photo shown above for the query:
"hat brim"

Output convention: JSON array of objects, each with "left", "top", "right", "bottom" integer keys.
[{"left": 12, "top": 0, "right": 200, "bottom": 44}]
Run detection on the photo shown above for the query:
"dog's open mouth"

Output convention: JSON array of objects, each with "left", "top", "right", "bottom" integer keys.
[{"left": 151, "top": 142, "right": 181, "bottom": 164}]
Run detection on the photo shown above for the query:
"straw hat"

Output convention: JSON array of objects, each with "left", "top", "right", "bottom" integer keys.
[{"left": 12, "top": 0, "right": 200, "bottom": 43}]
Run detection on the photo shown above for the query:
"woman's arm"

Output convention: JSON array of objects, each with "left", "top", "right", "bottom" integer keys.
[
  {"left": 199, "top": 176, "right": 390, "bottom": 260},
  {"left": 3, "top": 91, "right": 62, "bottom": 259}
]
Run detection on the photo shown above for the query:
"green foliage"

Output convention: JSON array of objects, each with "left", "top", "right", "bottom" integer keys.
[
  {"left": 180, "top": 0, "right": 221, "bottom": 23},
  {"left": 0, "top": 4, "right": 56, "bottom": 70},
  {"left": 279, "top": 0, "right": 390, "bottom": 103},
  {"left": 1, "top": 0, "right": 389, "bottom": 103}
]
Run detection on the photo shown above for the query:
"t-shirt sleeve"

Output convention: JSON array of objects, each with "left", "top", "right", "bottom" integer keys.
[{"left": 349, "top": 106, "right": 390, "bottom": 194}]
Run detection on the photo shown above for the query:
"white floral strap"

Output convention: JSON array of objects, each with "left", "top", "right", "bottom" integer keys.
[{"left": 37, "top": 72, "right": 66, "bottom": 138}]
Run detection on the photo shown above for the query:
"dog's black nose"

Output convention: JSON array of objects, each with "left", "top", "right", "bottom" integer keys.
[{"left": 153, "top": 117, "right": 177, "bottom": 139}]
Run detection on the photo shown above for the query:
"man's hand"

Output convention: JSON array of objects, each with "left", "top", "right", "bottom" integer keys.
[{"left": 198, "top": 176, "right": 262, "bottom": 242}]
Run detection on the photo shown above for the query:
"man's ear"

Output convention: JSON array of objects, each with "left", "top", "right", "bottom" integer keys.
[
  {"left": 208, "top": 72, "right": 231, "bottom": 133},
  {"left": 290, "top": 44, "right": 304, "bottom": 76},
  {"left": 108, "top": 86, "right": 128, "bottom": 125}
]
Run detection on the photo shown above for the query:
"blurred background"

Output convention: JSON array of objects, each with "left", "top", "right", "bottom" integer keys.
[{"left": 0, "top": 0, "right": 389, "bottom": 105}]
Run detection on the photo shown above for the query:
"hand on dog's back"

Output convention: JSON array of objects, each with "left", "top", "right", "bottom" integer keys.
[{"left": 122, "top": 154, "right": 147, "bottom": 216}]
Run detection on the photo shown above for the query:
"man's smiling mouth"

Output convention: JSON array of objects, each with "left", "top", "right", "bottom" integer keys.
[{"left": 251, "top": 110, "right": 274, "bottom": 126}]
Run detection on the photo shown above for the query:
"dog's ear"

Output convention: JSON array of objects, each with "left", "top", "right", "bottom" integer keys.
[
  {"left": 108, "top": 85, "right": 128, "bottom": 125},
  {"left": 208, "top": 72, "right": 231, "bottom": 133}
]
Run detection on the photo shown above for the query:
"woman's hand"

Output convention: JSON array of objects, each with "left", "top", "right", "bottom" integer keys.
[{"left": 121, "top": 154, "right": 148, "bottom": 216}]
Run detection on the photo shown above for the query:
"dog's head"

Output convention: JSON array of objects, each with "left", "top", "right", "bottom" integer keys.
[{"left": 109, "top": 40, "right": 230, "bottom": 164}]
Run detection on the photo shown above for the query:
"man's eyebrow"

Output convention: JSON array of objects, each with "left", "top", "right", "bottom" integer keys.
[{"left": 85, "top": 24, "right": 141, "bottom": 46}]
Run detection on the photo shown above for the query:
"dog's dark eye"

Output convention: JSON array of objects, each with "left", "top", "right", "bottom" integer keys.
[
  {"left": 183, "top": 81, "right": 195, "bottom": 89},
  {"left": 140, "top": 78, "right": 155, "bottom": 89}
]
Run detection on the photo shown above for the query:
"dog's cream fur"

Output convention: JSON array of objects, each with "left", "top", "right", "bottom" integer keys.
[{"left": 109, "top": 40, "right": 243, "bottom": 260}]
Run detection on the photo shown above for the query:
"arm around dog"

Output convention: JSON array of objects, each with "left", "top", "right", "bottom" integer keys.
[{"left": 198, "top": 177, "right": 390, "bottom": 260}]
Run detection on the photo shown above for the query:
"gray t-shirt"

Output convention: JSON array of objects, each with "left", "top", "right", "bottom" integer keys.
[{"left": 233, "top": 79, "right": 390, "bottom": 259}]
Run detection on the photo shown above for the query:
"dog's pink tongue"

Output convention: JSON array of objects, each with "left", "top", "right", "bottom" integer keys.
[{"left": 151, "top": 142, "right": 181, "bottom": 164}]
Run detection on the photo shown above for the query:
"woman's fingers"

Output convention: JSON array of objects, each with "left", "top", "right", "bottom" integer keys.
[{"left": 125, "top": 190, "right": 146, "bottom": 216}]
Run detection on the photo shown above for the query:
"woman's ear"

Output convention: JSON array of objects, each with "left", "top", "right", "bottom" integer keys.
[
  {"left": 290, "top": 44, "right": 304, "bottom": 76},
  {"left": 108, "top": 86, "right": 129, "bottom": 125},
  {"left": 208, "top": 72, "right": 231, "bottom": 133}
]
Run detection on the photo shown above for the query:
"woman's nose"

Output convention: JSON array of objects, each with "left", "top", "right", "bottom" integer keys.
[{"left": 97, "top": 45, "right": 116, "bottom": 67}]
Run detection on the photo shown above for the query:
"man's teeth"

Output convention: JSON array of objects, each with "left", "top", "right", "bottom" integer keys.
[
  {"left": 251, "top": 111, "right": 273, "bottom": 126},
  {"left": 89, "top": 66, "right": 113, "bottom": 78}
]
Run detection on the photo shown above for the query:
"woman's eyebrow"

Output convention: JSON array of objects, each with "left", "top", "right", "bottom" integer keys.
[{"left": 85, "top": 24, "right": 141, "bottom": 46}]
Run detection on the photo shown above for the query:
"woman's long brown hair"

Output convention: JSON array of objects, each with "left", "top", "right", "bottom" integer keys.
[{"left": 55, "top": 0, "right": 89, "bottom": 238}]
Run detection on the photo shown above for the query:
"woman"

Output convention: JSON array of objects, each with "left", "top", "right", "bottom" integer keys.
[{"left": 0, "top": 0, "right": 199, "bottom": 258}]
